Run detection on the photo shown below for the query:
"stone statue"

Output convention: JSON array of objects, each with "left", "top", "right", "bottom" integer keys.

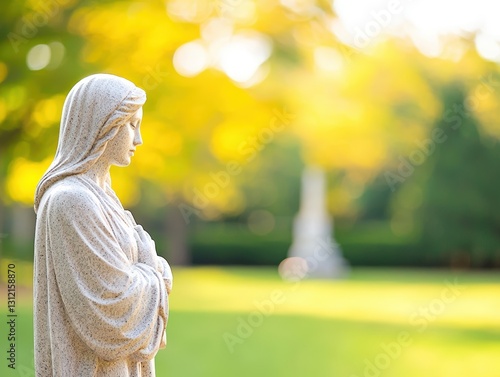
[
  {"left": 33, "top": 74, "right": 173, "bottom": 376},
  {"left": 287, "top": 166, "right": 349, "bottom": 279}
]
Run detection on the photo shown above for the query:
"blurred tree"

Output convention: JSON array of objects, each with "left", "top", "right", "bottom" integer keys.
[
  {"left": 360, "top": 47, "right": 500, "bottom": 267},
  {"left": 1, "top": 0, "right": 88, "bottom": 264},
  {"left": 2, "top": 0, "right": 500, "bottom": 267},
  {"left": 412, "top": 83, "right": 500, "bottom": 267},
  {"left": 284, "top": 40, "right": 441, "bottom": 219}
]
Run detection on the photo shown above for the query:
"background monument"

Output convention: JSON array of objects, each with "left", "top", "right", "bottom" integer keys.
[{"left": 287, "top": 166, "right": 349, "bottom": 279}]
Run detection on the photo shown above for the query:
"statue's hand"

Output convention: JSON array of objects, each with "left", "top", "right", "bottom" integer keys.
[
  {"left": 133, "top": 225, "right": 157, "bottom": 268},
  {"left": 158, "top": 257, "right": 173, "bottom": 294}
]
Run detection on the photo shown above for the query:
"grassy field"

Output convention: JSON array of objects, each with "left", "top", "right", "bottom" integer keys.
[{"left": 1, "top": 262, "right": 499, "bottom": 376}]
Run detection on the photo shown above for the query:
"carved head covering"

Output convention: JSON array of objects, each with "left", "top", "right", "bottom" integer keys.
[{"left": 34, "top": 74, "right": 146, "bottom": 213}]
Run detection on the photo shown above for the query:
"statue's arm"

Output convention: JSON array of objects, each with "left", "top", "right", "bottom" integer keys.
[{"left": 125, "top": 210, "right": 173, "bottom": 294}]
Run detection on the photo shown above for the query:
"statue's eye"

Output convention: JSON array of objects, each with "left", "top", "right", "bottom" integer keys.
[{"left": 130, "top": 122, "right": 136, "bottom": 129}]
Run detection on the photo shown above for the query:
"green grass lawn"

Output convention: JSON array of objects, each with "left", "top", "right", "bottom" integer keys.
[{"left": 1, "top": 262, "right": 500, "bottom": 376}]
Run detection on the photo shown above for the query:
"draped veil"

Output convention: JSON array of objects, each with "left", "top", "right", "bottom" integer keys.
[{"left": 34, "top": 73, "right": 146, "bottom": 213}]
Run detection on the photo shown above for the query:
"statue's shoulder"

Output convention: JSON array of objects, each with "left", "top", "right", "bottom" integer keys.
[{"left": 45, "top": 177, "right": 100, "bottom": 214}]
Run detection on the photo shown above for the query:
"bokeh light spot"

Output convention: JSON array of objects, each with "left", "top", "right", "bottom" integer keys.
[
  {"left": 47, "top": 42, "right": 66, "bottom": 69},
  {"left": 247, "top": 209, "right": 275, "bottom": 235},
  {"left": 278, "top": 257, "right": 309, "bottom": 282},
  {"left": 218, "top": 32, "right": 272, "bottom": 83},
  {"left": 26, "top": 44, "right": 51, "bottom": 71},
  {"left": 173, "top": 40, "right": 209, "bottom": 77},
  {"left": 314, "top": 46, "right": 344, "bottom": 74}
]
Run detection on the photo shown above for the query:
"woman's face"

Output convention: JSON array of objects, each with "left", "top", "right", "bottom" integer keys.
[{"left": 106, "top": 107, "right": 143, "bottom": 167}]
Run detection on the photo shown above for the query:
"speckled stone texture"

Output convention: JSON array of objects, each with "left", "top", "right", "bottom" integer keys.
[{"left": 34, "top": 74, "right": 172, "bottom": 377}]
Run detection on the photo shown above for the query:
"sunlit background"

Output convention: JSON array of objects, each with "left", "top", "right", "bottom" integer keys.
[{"left": 1, "top": 0, "right": 499, "bottom": 376}]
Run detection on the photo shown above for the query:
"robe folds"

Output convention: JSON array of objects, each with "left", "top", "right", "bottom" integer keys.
[{"left": 34, "top": 174, "right": 170, "bottom": 377}]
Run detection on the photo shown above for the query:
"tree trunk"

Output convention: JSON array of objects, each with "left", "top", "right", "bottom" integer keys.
[
  {"left": 165, "top": 202, "right": 190, "bottom": 265},
  {"left": 0, "top": 199, "right": 4, "bottom": 281}
]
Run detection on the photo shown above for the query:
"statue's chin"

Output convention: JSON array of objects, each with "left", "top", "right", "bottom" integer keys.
[{"left": 113, "top": 158, "right": 131, "bottom": 167}]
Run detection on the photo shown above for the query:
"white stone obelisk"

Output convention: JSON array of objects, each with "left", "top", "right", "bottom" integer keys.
[{"left": 287, "top": 166, "right": 348, "bottom": 279}]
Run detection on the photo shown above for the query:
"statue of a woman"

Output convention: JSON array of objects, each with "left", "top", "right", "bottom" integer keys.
[{"left": 33, "top": 74, "right": 173, "bottom": 376}]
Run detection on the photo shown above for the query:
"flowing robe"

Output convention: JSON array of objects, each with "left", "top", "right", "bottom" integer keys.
[{"left": 34, "top": 175, "right": 170, "bottom": 376}]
